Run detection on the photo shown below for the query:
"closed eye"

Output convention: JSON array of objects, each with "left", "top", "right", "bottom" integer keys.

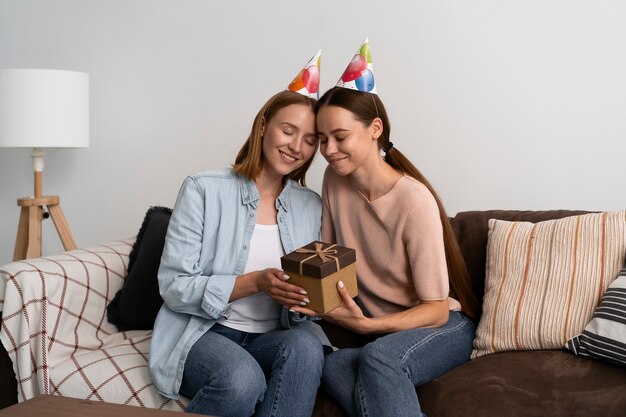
[{"left": 304, "top": 135, "right": 318, "bottom": 146}]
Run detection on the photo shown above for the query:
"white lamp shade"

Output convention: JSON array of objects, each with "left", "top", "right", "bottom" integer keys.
[{"left": 0, "top": 69, "right": 90, "bottom": 148}]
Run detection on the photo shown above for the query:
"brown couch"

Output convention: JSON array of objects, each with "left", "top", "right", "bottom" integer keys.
[
  {"left": 312, "top": 210, "right": 626, "bottom": 417},
  {"left": 2, "top": 210, "right": 626, "bottom": 416}
]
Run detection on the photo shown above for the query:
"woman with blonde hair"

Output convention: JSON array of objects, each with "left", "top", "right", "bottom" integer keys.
[{"left": 150, "top": 52, "right": 329, "bottom": 417}]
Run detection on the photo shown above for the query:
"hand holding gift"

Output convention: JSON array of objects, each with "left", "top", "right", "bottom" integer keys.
[
  {"left": 280, "top": 241, "right": 358, "bottom": 313},
  {"left": 294, "top": 278, "right": 376, "bottom": 334},
  {"left": 253, "top": 268, "right": 310, "bottom": 307}
]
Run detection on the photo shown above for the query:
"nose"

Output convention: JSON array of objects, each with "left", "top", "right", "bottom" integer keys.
[
  {"left": 321, "top": 138, "right": 336, "bottom": 157},
  {"left": 287, "top": 135, "right": 303, "bottom": 154}
]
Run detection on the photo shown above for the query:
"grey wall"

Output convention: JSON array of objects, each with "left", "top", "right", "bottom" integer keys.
[{"left": 1, "top": 0, "right": 625, "bottom": 266}]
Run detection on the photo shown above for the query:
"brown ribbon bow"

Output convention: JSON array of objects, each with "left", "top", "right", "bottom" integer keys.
[{"left": 295, "top": 242, "right": 340, "bottom": 275}]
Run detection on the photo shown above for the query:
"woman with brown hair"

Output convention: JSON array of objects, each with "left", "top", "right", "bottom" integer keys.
[
  {"left": 291, "top": 41, "right": 478, "bottom": 417},
  {"left": 149, "top": 52, "right": 330, "bottom": 417}
]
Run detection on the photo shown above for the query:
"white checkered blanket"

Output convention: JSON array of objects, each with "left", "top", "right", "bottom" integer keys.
[{"left": 0, "top": 240, "right": 188, "bottom": 411}]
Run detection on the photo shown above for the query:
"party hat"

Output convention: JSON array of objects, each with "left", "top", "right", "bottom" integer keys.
[
  {"left": 336, "top": 38, "right": 376, "bottom": 94},
  {"left": 288, "top": 49, "right": 321, "bottom": 99}
]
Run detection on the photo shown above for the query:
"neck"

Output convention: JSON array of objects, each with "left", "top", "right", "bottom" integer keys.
[
  {"left": 351, "top": 156, "right": 401, "bottom": 201},
  {"left": 255, "top": 170, "right": 284, "bottom": 198}
]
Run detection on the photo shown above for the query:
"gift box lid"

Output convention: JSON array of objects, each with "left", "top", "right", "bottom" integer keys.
[{"left": 281, "top": 241, "right": 356, "bottom": 279}]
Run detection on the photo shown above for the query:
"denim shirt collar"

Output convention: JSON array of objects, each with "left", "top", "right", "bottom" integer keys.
[
  {"left": 240, "top": 177, "right": 260, "bottom": 206},
  {"left": 240, "top": 175, "right": 292, "bottom": 212},
  {"left": 277, "top": 181, "right": 292, "bottom": 212}
]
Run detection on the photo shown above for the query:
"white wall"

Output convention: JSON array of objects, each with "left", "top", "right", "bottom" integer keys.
[{"left": 1, "top": 0, "right": 625, "bottom": 266}]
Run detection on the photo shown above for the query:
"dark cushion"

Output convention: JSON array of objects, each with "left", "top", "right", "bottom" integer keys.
[
  {"left": 0, "top": 313, "right": 17, "bottom": 409},
  {"left": 312, "top": 388, "right": 348, "bottom": 417},
  {"left": 107, "top": 206, "right": 172, "bottom": 330},
  {"left": 416, "top": 350, "right": 626, "bottom": 417}
]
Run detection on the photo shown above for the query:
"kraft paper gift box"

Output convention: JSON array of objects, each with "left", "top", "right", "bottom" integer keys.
[{"left": 281, "top": 241, "right": 358, "bottom": 313}]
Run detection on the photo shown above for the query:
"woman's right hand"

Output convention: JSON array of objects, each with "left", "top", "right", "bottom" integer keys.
[
  {"left": 290, "top": 280, "right": 374, "bottom": 334},
  {"left": 255, "top": 268, "right": 310, "bottom": 308}
]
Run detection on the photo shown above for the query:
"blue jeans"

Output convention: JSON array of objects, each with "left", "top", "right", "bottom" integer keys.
[
  {"left": 322, "top": 311, "right": 475, "bottom": 417},
  {"left": 180, "top": 323, "right": 324, "bottom": 417}
]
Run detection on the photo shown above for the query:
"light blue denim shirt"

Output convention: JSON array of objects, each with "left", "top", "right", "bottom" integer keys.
[{"left": 149, "top": 168, "right": 326, "bottom": 399}]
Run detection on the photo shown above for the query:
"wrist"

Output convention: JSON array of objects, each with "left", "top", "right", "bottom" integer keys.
[
  {"left": 358, "top": 317, "right": 377, "bottom": 334},
  {"left": 252, "top": 271, "right": 262, "bottom": 293},
  {"left": 239, "top": 271, "right": 260, "bottom": 294}
]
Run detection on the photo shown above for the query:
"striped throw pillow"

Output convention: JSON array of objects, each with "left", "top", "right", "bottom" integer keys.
[
  {"left": 566, "top": 264, "right": 626, "bottom": 366},
  {"left": 472, "top": 211, "right": 626, "bottom": 359}
]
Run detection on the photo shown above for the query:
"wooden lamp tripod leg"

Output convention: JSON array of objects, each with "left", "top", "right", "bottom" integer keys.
[
  {"left": 13, "top": 206, "right": 32, "bottom": 261},
  {"left": 12, "top": 196, "right": 76, "bottom": 261},
  {"left": 48, "top": 202, "right": 77, "bottom": 251},
  {"left": 12, "top": 152, "right": 78, "bottom": 261},
  {"left": 13, "top": 203, "right": 44, "bottom": 261}
]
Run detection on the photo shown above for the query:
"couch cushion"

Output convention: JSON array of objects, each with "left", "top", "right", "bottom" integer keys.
[
  {"left": 107, "top": 206, "right": 171, "bottom": 330},
  {"left": 49, "top": 331, "right": 188, "bottom": 411},
  {"left": 566, "top": 261, "right": 626, "bottom": 367},
  {"left": 0, "top": 240, "right": 132, "bottom": 402},
  {"left": 451, "top": 210, "right": 590, "bottom": 317},
  {"left": 473, "top": 211, "right": 625, "bottom": 358},
  {"left": 312, "top": 388, "right": 348, "bottom": 417},
  {"left": 416, "top": 350, "right": 626, "bottom": 417}
]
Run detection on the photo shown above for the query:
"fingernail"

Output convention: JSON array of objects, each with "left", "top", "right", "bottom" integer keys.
[
  {"left": 282, "top": 274, "right": 290, "bottom": 281},
  {"left": 299, "top": 301, "right": 307, "bottom": 306},
  {"left": 299, "top": 290, "right": 308, "bottom": 295},
  {"left": 303, "top": 298, "right": 310, "bottom": 303},
  {"left": 338, "top": 280, "right": 345, "bottom": 289},
  {"left": 289, "top": 308, "right": 297, "bottom": 313}
]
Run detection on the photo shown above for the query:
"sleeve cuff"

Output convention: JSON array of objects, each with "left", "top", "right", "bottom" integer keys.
[{"left": 201, "top": 274, "right": 237, "bottom": 319}]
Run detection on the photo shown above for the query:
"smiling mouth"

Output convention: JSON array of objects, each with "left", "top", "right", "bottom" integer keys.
[
  {"left": 327, "top": 156, "right": 347, "bottom": 164},
  {"left": 279, "top": 150, "right": 298, "bottom": 162}
]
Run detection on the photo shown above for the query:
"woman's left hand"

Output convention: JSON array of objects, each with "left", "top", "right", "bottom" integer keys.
[{"left": 291, "top": 281, "right": 374, "bottom": 334}]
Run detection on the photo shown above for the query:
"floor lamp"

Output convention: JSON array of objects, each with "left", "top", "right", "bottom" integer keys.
[{"left": 0, "top": 69, "right": 90, "bottom": 261}]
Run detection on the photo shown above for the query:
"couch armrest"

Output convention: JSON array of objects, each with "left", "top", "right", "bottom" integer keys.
[{"left": 0, "top": 239, "right": 133, "bottom": 401}]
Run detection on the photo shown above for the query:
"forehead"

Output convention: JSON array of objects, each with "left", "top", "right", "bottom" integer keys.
[
  {"left": 317, "top": 105, "right": 359, "bottom": 127},
  {"left": 269, "top": 103, "right": 314, "bottom": 124}
]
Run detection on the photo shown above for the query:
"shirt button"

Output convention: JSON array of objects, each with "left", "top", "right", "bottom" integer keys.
[
  {"left": 250, "top": 213, "right": 255, "bottom": 218},
  {"left": 243, "top": 244, "right": 248, "bottom": 250}
]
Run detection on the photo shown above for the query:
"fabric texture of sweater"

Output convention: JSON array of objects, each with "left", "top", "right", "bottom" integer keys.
[{"left": 321, "top": 167, "right": 461, "bottom": 317}]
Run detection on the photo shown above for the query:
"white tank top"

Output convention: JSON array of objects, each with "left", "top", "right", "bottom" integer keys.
[{"left": 217, "top": 223, "right": 284, "bottom": 333}]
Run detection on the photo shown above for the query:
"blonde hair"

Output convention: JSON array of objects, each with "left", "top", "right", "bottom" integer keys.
[{"left": 233, "top": 90, "right": 317, "bottom": 186}]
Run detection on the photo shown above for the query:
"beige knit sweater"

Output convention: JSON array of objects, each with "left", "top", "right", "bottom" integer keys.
[{"left": 321, "top": 167, "right": 461, "bottom": 317}]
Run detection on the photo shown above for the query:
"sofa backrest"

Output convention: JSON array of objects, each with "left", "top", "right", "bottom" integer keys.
[{"left": 450, "top": 210, "right": 591, "bottom": 319}]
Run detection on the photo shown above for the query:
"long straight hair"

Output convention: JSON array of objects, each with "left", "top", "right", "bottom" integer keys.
[
  {"left": 316, "top": 87, "right": 478, "bottom": 320},
  {"left": 233, "top": 90, "right": 318, "bottom": 186}
]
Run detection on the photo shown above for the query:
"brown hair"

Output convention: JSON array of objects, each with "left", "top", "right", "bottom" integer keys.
[
  {"left": 233, "top": 90, "right": 317, "bottom": 186},
  {"left": 316, "top": 87, "right": 478, "bottom": 320}
]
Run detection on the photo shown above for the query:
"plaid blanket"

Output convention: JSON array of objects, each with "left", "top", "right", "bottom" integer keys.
[{"left": 0, "top": 240, "right": 188, "bottom": 411}]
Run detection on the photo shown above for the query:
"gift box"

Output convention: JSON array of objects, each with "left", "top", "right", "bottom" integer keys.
[{"left": 281, "top": 241, "right": 358, "bottom": 313}]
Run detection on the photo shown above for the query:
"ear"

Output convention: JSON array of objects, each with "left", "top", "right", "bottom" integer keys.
[
  {"left": 260, "top": 117, "right": 266, "bottom": 136},
  {"left": 370, "top": 117, "right": 383, "bottom": 140}
]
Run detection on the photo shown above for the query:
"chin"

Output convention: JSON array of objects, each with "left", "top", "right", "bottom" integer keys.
[
  {"left": 279, "top": 163, "right": 304, "bottom": 177},
  {"left": 328, "top": 165, "right": 352, "bottom": 176}
]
